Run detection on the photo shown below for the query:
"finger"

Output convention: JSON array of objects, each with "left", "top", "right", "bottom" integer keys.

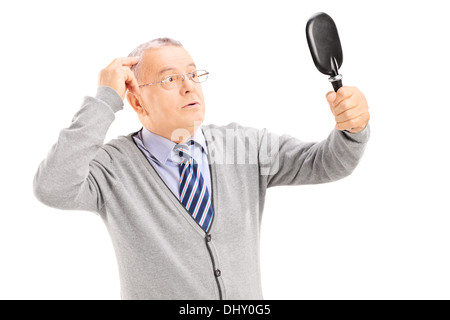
[
  {"left": 123, "top": 67, "right": 140, "bottom": 96},
  {"left": 333, "top": 95, "right": 360, "bottom": 116},
  {"left": 124, "top": 69, "right": 140, "bottom": 95},
  {"left": 110, "top": 56, "right": 141, "bottom": 67},
  {"left": 121, "top": 56, "right": 141, "bottom": 67},
  {"left": 335, "top": 107, "right": 364, "bottom": 124},
  {"left": 326, "top": 91, "right": 336, "bottom": 105},
  {"left": 335, "top": 117, "right": 361, "bottom": 131},
  {"left": 333, "top": 86, "right": 354, "bottom": 107}
]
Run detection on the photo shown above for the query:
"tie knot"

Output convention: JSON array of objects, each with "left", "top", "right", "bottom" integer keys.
[{"left": 174, "top": 143, "right": 193, "bottom": 162}]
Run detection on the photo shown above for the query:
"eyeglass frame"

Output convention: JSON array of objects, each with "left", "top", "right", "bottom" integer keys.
[{"left": 138, "top": 69, "right": 209, "bottom": 88}]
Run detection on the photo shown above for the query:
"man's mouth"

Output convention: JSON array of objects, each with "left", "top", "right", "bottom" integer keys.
[{"left": 183, "top": 102, "right": 200, "bottom": 108}]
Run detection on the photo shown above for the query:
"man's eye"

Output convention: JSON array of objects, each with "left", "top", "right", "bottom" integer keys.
[{"left": 167, "top": 76, "right": 174, "bottom": 82}]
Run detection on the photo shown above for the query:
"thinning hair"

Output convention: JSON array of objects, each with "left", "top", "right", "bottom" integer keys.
[{"left": 128, "top": 37, "right": 183, "bottom": 83}]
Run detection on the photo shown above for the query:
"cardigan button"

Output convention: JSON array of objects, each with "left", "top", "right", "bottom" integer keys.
[
  {"left": 215, "top": 269, "right": 221, "bottom": 277},
  {"left": 206, "top": 234, "right": 212, "bottom": 242}
]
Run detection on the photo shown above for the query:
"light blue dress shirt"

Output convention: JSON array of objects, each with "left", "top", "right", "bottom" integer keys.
[{"left": 132, "top": 126, "right": 211, "bottom": 200}]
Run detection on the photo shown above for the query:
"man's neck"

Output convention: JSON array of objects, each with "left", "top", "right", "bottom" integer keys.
[{"left": 144, "top": 125, "right": 199, "bottom": 144}]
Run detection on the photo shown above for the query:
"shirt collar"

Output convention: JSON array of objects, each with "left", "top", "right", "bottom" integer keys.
[{"left": 140, "top": 126, "right": 208, "bottom": 165}]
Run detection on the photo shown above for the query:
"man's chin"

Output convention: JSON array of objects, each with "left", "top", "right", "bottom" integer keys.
[
  {"left": 170, "top": 119, "right": 204, "bottom": 143},
  {"left": 183, "top": 115, "right": 204, "bottom": 128}
]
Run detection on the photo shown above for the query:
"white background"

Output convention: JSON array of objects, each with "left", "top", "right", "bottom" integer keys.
[{"left": 1, "top": 0, "right": 449, "bottom": 299}]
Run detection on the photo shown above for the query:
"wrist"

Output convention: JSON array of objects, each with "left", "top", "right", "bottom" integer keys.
[{"left": 96, "top": 86, "right": 124, "bottom": 113}]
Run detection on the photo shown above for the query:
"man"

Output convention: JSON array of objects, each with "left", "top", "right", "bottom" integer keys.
[{"left": 33, "top": 37, "right": 370, "bottom": 299}]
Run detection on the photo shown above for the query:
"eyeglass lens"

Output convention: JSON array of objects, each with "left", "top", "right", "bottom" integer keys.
[{"left": 163, "top": 70, "right": 208, "bottom": 88}]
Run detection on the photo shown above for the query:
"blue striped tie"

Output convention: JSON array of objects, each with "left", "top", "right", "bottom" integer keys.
[{"left": 174, "top": 142, "right": 214, "bottom": 232}]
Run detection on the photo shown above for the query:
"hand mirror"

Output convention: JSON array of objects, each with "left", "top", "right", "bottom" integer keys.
[{"left": 306, "top": 12, "right": 343, "bottom": 92}]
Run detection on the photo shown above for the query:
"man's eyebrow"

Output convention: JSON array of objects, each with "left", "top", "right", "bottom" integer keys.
[{"left": 158, "top": 63, "right": 197, "bottom": 76}]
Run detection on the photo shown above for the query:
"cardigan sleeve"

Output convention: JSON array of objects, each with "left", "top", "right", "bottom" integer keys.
[
  {"left": 258, "top": 123, "right": 370, "bottom": 188},
  {"left": 33, "top": 86, "right": 124, "bottom": 214}
]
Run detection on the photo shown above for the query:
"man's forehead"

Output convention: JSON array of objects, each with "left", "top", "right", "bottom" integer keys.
[
  {"left": 142, "top": 46, "right": 196, "bottom": 75},
  {"left": 157, "top": 63, "right": 197, "bottom": 76}
]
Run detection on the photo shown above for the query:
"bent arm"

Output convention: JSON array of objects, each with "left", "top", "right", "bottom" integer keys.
[
  {"left": 259, "top": 124, "right": 370, "bottom": 188},
  {"left": 33, "top": 86, "right": 123, "bottom": 213}
]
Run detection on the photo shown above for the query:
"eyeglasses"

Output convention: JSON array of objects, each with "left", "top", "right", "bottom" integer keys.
[{"left": 139, "top": 70, "right": 209, "bottom": 89}]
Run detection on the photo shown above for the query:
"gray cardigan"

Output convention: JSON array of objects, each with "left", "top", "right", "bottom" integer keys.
[{"left": 33, "top": 86, "right": 370, "bottom": 299}]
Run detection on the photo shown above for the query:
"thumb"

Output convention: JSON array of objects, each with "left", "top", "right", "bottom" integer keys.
[
  {"left": 124, "top": 68, "right": 141, "bottom": 98},
  {"left": 326, "top": 91, "right": 336, "bottom": 106}
]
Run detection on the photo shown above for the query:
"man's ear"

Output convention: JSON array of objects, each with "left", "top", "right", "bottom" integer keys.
[{"left": 126, "top": 91, "right": 143, "bottom": 114}]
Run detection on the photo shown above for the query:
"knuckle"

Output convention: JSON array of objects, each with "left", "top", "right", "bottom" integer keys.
[
  {"left": 344, "top": 108, "right": 353, "bottom": 118},
  {"left": 103, "top": 64, "right": 114, "bottom": 72},
  {"left": 341, "top": 100, "right": 350, "bottom": 109},
  {"left": 124, "top": 66, "right": 133, "bottom": 74},
  {"left": 337, "top": 87, "right": 346, "bottom": 97},
  {"left": 344, "top": 86, "right": 352, "bottom": 95},
  {"left": 100, "top": 67, "right": 110, "bottom": 76}
]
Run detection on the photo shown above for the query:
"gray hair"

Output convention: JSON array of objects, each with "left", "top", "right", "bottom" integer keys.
[{"left": 128, "top": 37, "right": 183, "bottom": 82}]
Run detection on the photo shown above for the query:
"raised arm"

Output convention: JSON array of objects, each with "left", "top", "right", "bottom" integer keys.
[
  {"left": 33, "top": 57, "right": 140, "bottom": 213},
  {"left": 259, "top": 86, "right": 371, "bottom": 188}
]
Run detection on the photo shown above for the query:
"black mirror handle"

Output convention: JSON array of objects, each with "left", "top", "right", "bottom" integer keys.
[{"left": 329, "top": 57, "right": 343, "bottom": 92}]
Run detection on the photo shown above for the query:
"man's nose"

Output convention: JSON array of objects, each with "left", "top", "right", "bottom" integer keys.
[{"left": 181, "top": 74, "right": 196, "bottom": 91}]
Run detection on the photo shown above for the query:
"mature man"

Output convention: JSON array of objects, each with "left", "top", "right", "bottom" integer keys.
[{"left": 33, "top": 37, "right": 370, "bottom": 299}]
